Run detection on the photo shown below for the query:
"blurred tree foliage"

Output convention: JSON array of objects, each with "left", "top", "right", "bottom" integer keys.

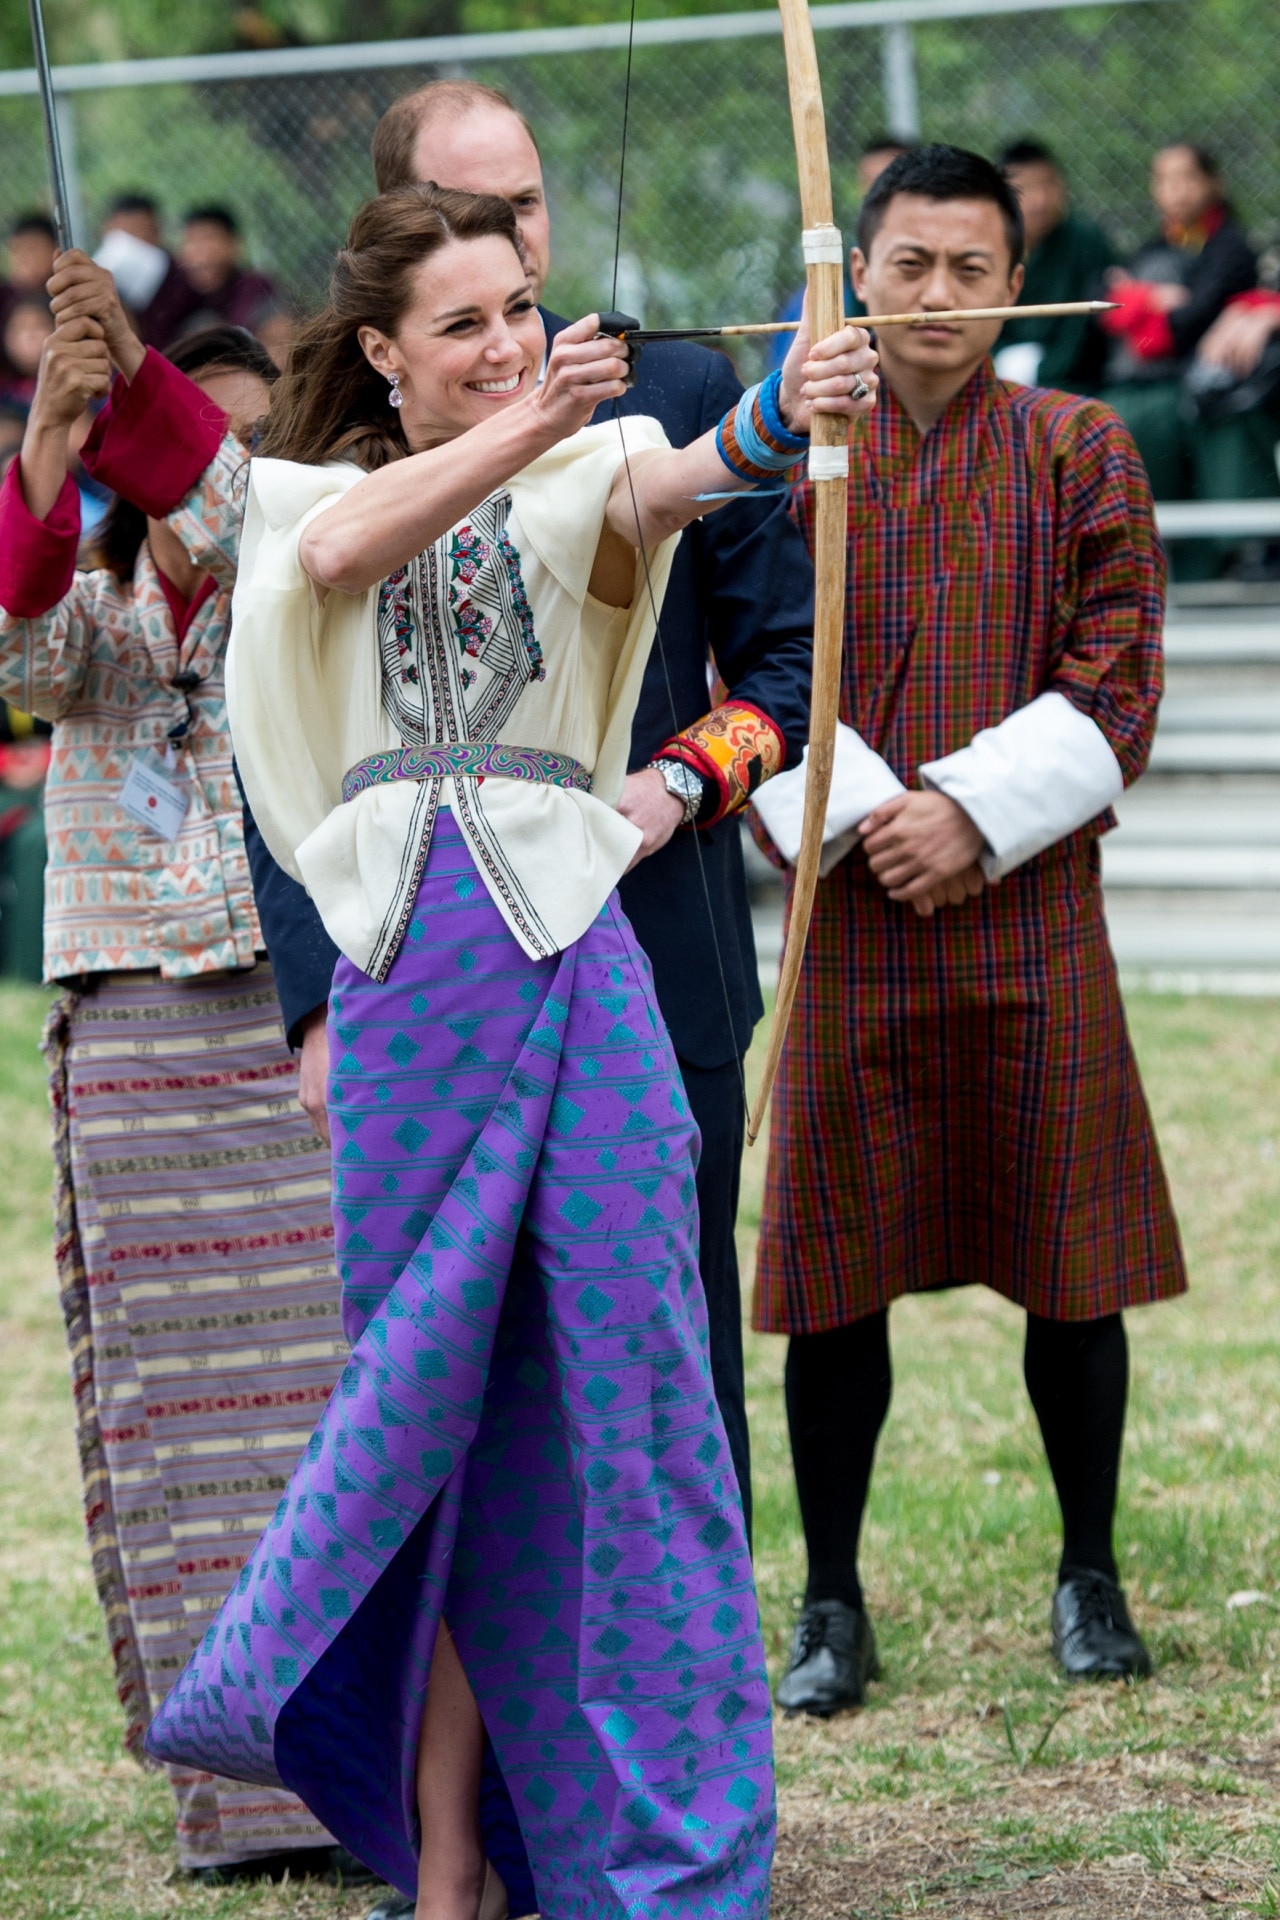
[{"left": 0, "top": 0, "right": 775, "bottom": 64}]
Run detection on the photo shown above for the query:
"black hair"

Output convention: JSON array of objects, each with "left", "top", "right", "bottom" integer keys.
[
  {"left": 857, "top": 142, "right": 1026, "bottom": 264},
  {"left": 1158, "top": 140, "right": 1220, "bottom": 179},
  {"left": 183, "top": 204, "right": 240, "bottom": 236},
  {"left": 108, "top": 192, "right": 160, "bottom": 218},
  {"left": 998, "top": 138, "right": 1059, "bottom": 171},
  {"left": 91, "top": 325, "right": 277, "bottom": 585},
  {"left": 10, "top": 212, "right": 57, "bottom": 242}
]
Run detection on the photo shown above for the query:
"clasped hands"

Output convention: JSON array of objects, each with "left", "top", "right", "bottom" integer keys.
[{"left": 857, "top": 790, "right": 988, "bottom": 918}]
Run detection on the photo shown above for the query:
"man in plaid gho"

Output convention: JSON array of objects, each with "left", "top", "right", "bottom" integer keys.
[{"left": 752, "top": 145, "right": 1186, "bottom": 1715}]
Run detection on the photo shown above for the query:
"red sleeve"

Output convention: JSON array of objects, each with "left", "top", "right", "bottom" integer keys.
[
  {"left": 0, "top": 460, "right": 81, "bottom": 618},
  {"left": 80, "top": 346, "right": 227, "bottom": 516}
]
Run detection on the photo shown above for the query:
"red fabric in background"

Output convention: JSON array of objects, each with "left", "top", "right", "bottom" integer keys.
[
  {"left": 1099, "top": 281, "right": 1176, "bottom": 361},
  {"left": 157, "top": 570, "right": 217, "bottom": 641}
]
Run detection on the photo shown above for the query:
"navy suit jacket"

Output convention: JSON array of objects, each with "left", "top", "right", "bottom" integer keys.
[{"left": 244, "top": 313, "right": 815, "bottom": 1068}]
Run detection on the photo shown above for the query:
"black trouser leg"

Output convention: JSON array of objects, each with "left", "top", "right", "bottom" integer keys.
[
  {"left": 784, "top": 1311, "right": 892, "bottom": 1612},
  {"left": 677, "top": 1055, "right": 752, "bottom": 1546},
  {"left": 1023, "top": 1311, "right": 1128, "bottom": 1585}
]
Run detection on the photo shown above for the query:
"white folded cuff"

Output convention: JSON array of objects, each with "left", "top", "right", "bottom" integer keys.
[
  {"left": 919, "top": 690, "right": 1124, "bottom": 881},
  {"left": 750, "top": 722, "right": 907, "bottom": 876}
]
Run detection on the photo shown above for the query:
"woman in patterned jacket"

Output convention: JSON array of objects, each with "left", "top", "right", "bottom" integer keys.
[
  {"left": 0, "top": 269, "right": 368, "bottom": 1886},
  {"left": 147, "top": 185, "right": 877, "bottom": 1920}
]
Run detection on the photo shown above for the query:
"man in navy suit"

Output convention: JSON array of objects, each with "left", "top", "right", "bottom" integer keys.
[{"left": 244, "top": 79, "right": 815, "bottom": 1571}]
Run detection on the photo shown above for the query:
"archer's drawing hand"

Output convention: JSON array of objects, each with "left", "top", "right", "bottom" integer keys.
[
  {"left": 30, "top": 316, "right": 112, "bottom": 429},
  {"left": 779, "top": 293, "right": 878, "bottom": 434},
  {"left": 529, "top": 314, "right": 631, "bottom": 440},
  {"left": 859, "top": 791, "right": 986, "bottom": 915},
  {"left": 46, "top": 250, "right": 145, "bottom": 380},
  {"left": 617, "top": 768, "right": 685, "bottom": 872}
]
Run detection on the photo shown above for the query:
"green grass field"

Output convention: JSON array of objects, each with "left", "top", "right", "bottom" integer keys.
[{"left": 0, "top": 981, "right": 1276, "bottom": 1918}]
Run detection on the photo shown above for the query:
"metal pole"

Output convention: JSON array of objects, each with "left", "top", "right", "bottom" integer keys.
[
  {"left": 56, "top": 92, "right": 86, "bottom": 251},
  {"left": 880, "top": 20, "right": 921, "bottom": 136},
  {"left": 26, "top": 0, "right": 75, "bottom": 249}
]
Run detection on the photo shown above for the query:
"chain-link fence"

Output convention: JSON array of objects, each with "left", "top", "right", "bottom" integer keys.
[{"left": 1, "top": 0, "right": 1277, "bottom": 380}]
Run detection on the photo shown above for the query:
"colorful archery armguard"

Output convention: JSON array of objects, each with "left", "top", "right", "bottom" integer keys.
[
  {"left": 715, "top": 371, "right": 809, "bottom": 484},
  {"left": 655, "top": 700, "right": 787, "bottom": 827}
]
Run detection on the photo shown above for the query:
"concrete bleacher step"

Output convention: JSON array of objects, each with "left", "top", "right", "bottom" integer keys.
[
  {"left": 1163, "top": 623, "right": 1280, "bottom": 666},
  {"left": 748, "top": 596, "right": 1280, "bottom": 990}
]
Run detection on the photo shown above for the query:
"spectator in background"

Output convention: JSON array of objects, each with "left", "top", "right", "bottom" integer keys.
[
  {"left": 768, "top": 133, "right": 915, "bottom": 367},
  {"left": 253, "top": 300, "right": 297, "bottom": 370},
  {"left": 1098, "top": 142, "right": 1255, "bottom": 504},
  {"left": 1, "top": 213, "right": 58, "bottom": 340},
  {"left": 1182, "top": 288, "right": 1280, "bottom": 578},
  {"left": 995, "top": 139, "right": 1114, "bottom": 391},
  {"left": 0, "top": 299, "right": 111, "bottom": 530},
  {"left": 94, "top": 193, "right": 202, "bottom": 348},
  {"left": 0, "top": 403, "right": 25, "bottom": 474},
  {"left": 0, "top": 294, "right": 54, "bottom": 411},
  {"left": 178, "top": 205, "right": 279, "bottom": 334}
]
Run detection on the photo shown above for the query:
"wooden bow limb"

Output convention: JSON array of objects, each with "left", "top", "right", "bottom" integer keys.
[{"left": 746, "top": 0, "right": 847, "bottom": 1148}]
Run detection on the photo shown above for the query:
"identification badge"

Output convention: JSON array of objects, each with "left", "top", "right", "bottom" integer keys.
[{"left": 117, "top": 753, "right": 190, "bottom": 840}]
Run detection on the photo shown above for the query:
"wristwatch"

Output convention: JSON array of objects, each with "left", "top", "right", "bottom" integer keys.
[{"left": 646, "top": 757, "right": 706, "bottom": 827}]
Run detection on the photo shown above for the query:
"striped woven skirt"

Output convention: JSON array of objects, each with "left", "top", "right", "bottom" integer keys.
[
  {"left": 147, "top": 813, "right": 774, "bottom": 1919},
  {"left": 44, "top": 960, "right": 344, "bottom": 1870}
]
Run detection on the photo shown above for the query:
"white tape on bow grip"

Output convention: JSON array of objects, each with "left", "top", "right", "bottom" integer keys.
[
  {"left": 808, "top": 444, "right": 850, "bottom": 481},
  {"left": 801, "top": 225, "right": 844, "bottom": 264}
]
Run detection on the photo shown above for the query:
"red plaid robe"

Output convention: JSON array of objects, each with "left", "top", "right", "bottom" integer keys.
[{"left": 754, "top": 363, "right": 1187, "bottom": 1332}]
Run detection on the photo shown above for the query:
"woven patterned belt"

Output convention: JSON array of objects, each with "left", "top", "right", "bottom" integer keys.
[{"left": 341, "top": 742, "right": 593, "bottom": 805}]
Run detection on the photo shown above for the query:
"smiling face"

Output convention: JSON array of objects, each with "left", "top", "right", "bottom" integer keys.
[
  {"left": 852, "top": 193, "right": 1023, "bottom": 400},
  {"left": 357, "top": 232, "right": 544, "bottom": 449},
  {"left": 412, "top": 107, "right": 550, "bottom": 302}
]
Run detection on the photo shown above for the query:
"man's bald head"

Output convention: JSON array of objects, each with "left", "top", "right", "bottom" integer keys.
[{"left": 372, "top": 81, "right": 550, "bottom": 298}]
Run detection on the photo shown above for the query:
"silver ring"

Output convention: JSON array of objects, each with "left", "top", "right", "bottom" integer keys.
[{"left": 851, "top": 375, "right": 870, "bottom": 402}]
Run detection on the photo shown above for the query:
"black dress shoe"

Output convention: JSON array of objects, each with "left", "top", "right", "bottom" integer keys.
[
  {"left": 775, "top": 1598, "right": 879, "bottom": 1716},
  {"left": 1051, "top": 1570, "right": 1153, "bottom": 1679},
  {"left": 363, "top": 1894, "right": 415, "bottom": 1920},
  {"left": 190, "top": 1844, "right": 380, "bottom": 1887},
  {"left": 326, "top": 1845, "right": 382, "bottom": 1887}
]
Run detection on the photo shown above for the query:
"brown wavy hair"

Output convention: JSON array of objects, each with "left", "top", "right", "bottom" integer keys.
[{"left": 256, "top": 185, "right": 524, "bottom": 473}]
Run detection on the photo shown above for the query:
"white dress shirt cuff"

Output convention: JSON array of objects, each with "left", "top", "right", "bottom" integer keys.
[
  {"left": 919, "top": 690, "right": 1124, "bottom": 881},
  {"left": 750, "top": 721, "right": 907, "bottom": 876}
]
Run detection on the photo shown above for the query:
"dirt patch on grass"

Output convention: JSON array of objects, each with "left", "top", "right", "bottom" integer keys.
[{"left": 773, "top": 1745, "right": 1280, "bottom": 1918}]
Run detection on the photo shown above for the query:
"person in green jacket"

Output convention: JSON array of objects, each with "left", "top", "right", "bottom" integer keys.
[{"left": 995, "top": 139, "right": 1114, "bottom": 393}]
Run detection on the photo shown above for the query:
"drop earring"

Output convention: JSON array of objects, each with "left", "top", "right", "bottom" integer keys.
[{"left": 387, "top": 372, "right": 404, "bottom": 410}]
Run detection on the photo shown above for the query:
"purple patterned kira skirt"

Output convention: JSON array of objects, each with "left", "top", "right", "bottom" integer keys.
[{"left": 148, "top": 811, "right": 775, "bottom": 1919}]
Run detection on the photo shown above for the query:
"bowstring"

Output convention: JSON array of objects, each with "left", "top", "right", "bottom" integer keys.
[{"left": 608, "top": 0, "right": 750, "bottom": 1121}]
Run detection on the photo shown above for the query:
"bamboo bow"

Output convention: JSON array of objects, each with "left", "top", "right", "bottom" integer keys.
[{"left": 746, "top": 0, "right": 848, "bottom": 1146}]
